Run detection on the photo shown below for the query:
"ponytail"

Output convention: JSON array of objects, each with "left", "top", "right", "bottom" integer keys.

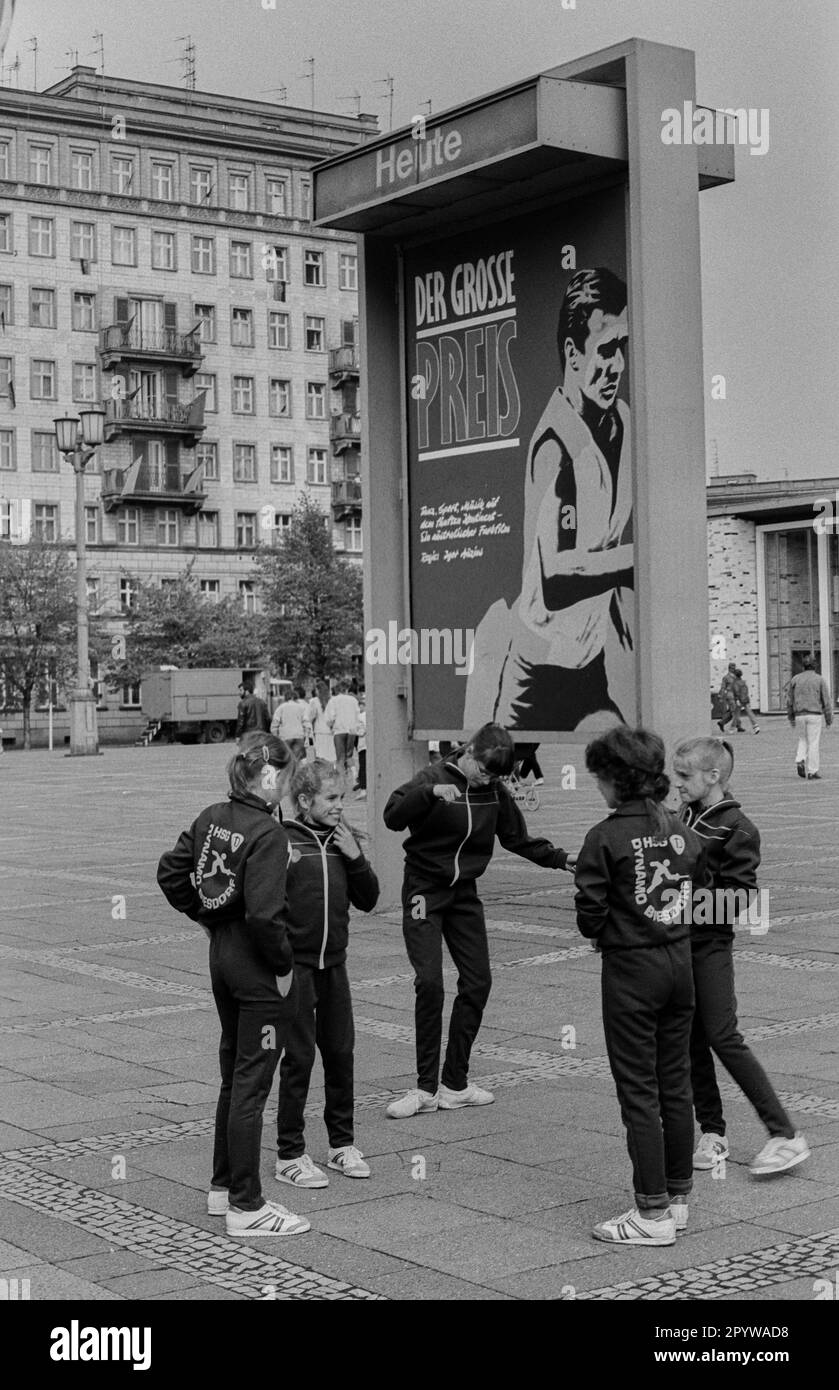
[{"left": 228, "top": 731, "right": 294, "bottom": 797}]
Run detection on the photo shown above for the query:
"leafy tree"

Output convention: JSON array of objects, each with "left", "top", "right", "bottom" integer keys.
[
  {"left": 254, "top": 492, "right": 363, "bottom": 683},
  {"left": 0, "top": 540, "right": 78, "bottom": 749}
]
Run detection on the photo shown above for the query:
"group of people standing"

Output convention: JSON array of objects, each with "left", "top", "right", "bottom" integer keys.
[
  {"left": 157, "top": 710, "right": 808, "bottom": 1248},
  {"left": 235, "top": 678, "right": 367, "bottom": 793}
]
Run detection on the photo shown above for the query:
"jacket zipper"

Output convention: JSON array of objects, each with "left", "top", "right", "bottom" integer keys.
[
  {"left": 450, "top": 788, "right": 472, "bottom": 887},
  {"left": 288, "top": 819, "right": 332, "bottom": 968}
]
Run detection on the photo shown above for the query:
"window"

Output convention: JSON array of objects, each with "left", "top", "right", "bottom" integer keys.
[
  {"left": 268, "top": 311, "right": 289, "bottom": 349},
  {"left": 300, "top": 179, "right": 311, "bottom": 220},
  {"left": 29, "top": 144, "right": 53, "bottom": 184},
  {"left": 273, "top": 512, "right": 292, "bottom": 539},
  {"left": 194, "top": 304, "right": 216, "bottom": 342},
  {"left": 0, "top": 213, "right": 10, "bottom": 252},
  {"left": 270, "top": 444, "right": 293, "bottom": 483},
  {"left": 30, "top": 287, "right": 56, "bottom": 328},
  {"left": 117, "top": 509, "right": 139, "bottom": 546},
  {"left": 339, "top": 252, "right": 358, "bottom": 290},
  {"left": 70, "top": 150, "right": 93, "bottom": 191},
  {"left": 30, "top": 360, "right": 56, "bottom": 400},
  {"left": 85, "top": 507, "right": 100, "bottom": 546},
  {"left": 229, "top": 240, "right": 252, "bottom": 278},
  {"left": 266, "top": 176, "right": 288, "bottom": 216},
  {"left": 228, "top": 172, "right": 252, "bottom": 210},
  {"left": 196, "top": 441, "right": 218, "bottom": 479},
  {"left": 306, "top": 381, "right": 326, "bottom": 419},
  {"left": 0, "top": 284, "right": 8, "bottom": 329},
  {"left": 346, "top": 515, "right": 363, "bottom": 552},
  {"left": 192, "top": 235, "right": 215, "bottom": 274},
  {"left": 198, "top": 516, "right": 219, "bottom": 550},
  {"left": 157, "top": 509, "right": 179, "bottom": 546},
  {"left": 122, "top": 681, "right": 141, "bottom": 706},
  {"left": 33, "top": 503, "right": 58, "bottom": 542},
  {"left": 195, "top": 372, "right": 216, "bottom": 413},
  {"left": 307, "top": 447, "right": 328, "bottom": 484},
  {"left": 233, "top": 443, "right": 257, "bottom": 482},
  {"left": 151, "top": 230, "right": 176, "bottom": 270},
  {"left": 305, "top": 315, "right": 325, "bottom": 352},
  {"left": 270, "top": 245, "right": 288, "bottom": 283},
  {"left": 240, "top": 579, "right": 257, "bottom": 614},
  {"left": 0, "top": 428, "right": 15, "bottom": 470},
  {"left": 190, "top": 165, "right": 213, "bottom": 205},
  {"left": 269, "top": 379, "right": 290, "bottom": 416},
  {"left": 0, "top": 140, "right": 10, "bottom": 179},
  {"left": 151, "top": 161, "right": 174, "bottom": 200},
  {"left": 72, "top": 291, "right": 96, "bottom": 332},
  {"left": 86, "top": 576, "right": 101, "bottom": 611},
  {"left": 111, "top": 154, "right": 134, "bottom": 194},
  {"left": 72, "top": 363, "right": 97, "bottom": 403},
  {"left": 0, "top": 355, "right": 12, "bottom": 394},
  {"left": 119, "top": 575, "right": 137, "bottom": 607},
  {"left": 232, "top": 375, "right": 254, "bottom": 413},
  {"left": 231, "top": 307, "right": 254, "bottom": 347},
  {"left": 199, "top": 575, "right": 220, "bottom": 597},
  {"left": 69, "top": 221, "right": 96, "bottom": 263},
  {"left": 112, "top": 225, "right": 137, "bottom": 266},
  {"left": 31, "top": 431, "right": 59, "bottom": 472},
  {"left": 29, "top": 216, "right": 54, "bottom": 257},
  {"left": 236, "top": 512, "right": 257, "bottom": 548},
  {"left": 304, "top": 249, "right": 324, "bottom": 286}
]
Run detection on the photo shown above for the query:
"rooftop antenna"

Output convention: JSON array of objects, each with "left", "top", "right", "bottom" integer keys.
[
  {"left": 90, "top": 31, "right": 105, "bottom": 118},
  {"left": 376, "top": 75, "right": 395, "bottom": 131},
  {"left": 259, "top": 86, "right": 288, "bottom": 103},
  {"left": 420, "top": 98, "right": 432, "bottom": 116},
  {"left": 339, "top": 90, "right": 362, "bottom": 117},
  {"left": 178, "top": 35, "right": 196, "bottom": 93},
  {"left": 65, "top": 47, "right": 80, "bottom": 72},
  {"left": 301, "top": 56, "right": 314, "bottom": 112},
  {"left": 0, "top": 53, "right": 19, "bottom": 87},
  {"left": 711, "top": 438, "right": 720, "bottom": 476},
  {"left": 27, "top": 37, "right": 38, "bottom": 90}
]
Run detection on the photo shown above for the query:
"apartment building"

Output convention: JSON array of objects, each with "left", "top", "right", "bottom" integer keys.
[{"left": 0, "top": 67, "right": 372, "bottom": 737}]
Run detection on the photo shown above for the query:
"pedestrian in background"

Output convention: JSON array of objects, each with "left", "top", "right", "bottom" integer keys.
[
  {"left": 235, "top": 679, "right": 270, "bottom": 739},
  {"left": 308, "top": 681, "right": 335, "bottom": 763},
  {"left": 732, "top": 669, "right": 759, "bottom": 734},
  {"left": 271, "top": 686, "right": 309, "bottom": 759},
  {"left": 325, "top": 682, "right": 360, "bottom": 774},
  {"left": 787, "top": 655, "right": 832, "bottom": 779},
  {"left": 355, "top": 694, "right": 367, "bottom": 799}
]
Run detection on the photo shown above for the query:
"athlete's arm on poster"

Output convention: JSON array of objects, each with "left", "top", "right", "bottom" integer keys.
[{"left": 535, "top": 449, "right": 632, "bottom": 609}]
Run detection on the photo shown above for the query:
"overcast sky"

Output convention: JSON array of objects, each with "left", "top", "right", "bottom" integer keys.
[{"left": 3, "top": 0, "right": 837, "bottom": 482}]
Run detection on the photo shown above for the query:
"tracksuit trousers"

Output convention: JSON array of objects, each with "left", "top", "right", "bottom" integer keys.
[
  {"left": 401, "top": 877, "right": 492, "bottom": 1094},
  {"left": 276, "top": 962, "right": 356, "bottom": 1157},
  {"left": 690, "top": 935, "right": 794, "bottom": 1140},
  {"left": 601, "top": 941, "right": 695, "bottom": 1211}
]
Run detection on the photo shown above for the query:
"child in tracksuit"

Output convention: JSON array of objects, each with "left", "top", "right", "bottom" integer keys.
[
  {"left": 273, "top": 759, "right": 380, "bottom": 1188},
  {"left": 383, "top": 723, "right": 573, "bottom": 1120},
  {"left": 157, "top": 732, "right": 309, "bottom": 1237},
  {"left": 575, "top": 726, "right": 708, "bottom": 1246},
  {"left": 672, "top": 737, "right": 809, "bottom": 1177}
]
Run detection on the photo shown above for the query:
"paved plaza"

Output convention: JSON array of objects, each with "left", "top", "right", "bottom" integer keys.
[{"left": 0, "top": 720, "right": 837, "bottom": 1302}]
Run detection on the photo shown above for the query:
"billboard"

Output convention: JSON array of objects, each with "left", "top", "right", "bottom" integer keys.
[{"left": 403, "top": 185, "right": 634, "bottom": 738}]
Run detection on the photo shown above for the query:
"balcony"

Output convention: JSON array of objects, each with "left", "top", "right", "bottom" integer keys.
[
  {"left": 331, "top": 477, "right": 362, "bottom": 519},
  {"left": 328, "top": 345, "right": 360, "bottom": 383},
  {"left": 100, "top": 325, "right": 204, "bottom": 377},
  {"left": 104, "top": 398, "right": 207, "bottom": 447},
  {"left": 100, "top": 460, "right": 206, "bottom": 514},
  {"left": 330, "top": 411, "right": 361, "bottom": 454}
]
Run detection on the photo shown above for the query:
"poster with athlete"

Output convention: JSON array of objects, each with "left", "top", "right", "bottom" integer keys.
[{"left": 404, "top": 184, "right": 634, "bottom": 739}]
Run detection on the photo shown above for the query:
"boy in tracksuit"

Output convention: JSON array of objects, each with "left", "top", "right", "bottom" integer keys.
[
  {"left": 273, "top": 759, "right": 379, "bottom": 1189},
  {"left": 672, "top": 737, "right": 809, "bottom": 1177},
  {"left": 383, "top": 723, "right": 573, "bottom": 1120}
]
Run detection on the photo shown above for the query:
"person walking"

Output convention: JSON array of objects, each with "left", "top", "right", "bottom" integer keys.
[
  {"left": 235, "top": 679, "right": 270, "bottom": 739},
  {"left": 717, "top": 663, "right": 742, "bottom": 733},
  {"left": 514, "top": 742, "right": 544, "bottom": 784},
  {"left": 157, "top": 732, "right": 309, "bottom": 1236},
  {"left": 270, "top": 686, "right": 309, "bottom": 759},
  {"left": 308, "top": 682, "right": 335, "bottom": 763},
  {"left": 787, "top": 655, "right": 832, "bottom": 779},
  {"left": 732, "top": 669, "right": 759, "bottom": 734},
  {"left": 325, "top": 682, "right": 360, "bottom": 775},
  {"left": 355, "top": 695, "right": 367, "bottom": 799}
]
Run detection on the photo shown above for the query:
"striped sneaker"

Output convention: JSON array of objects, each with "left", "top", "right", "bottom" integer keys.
[
  {"left": 693, "top": 1132, "right": 729, "bottom": 1170},
  {"left": 225, "top": 1201, "right": 310, "bottom": 1236},
  {"left": 592, "top": 1207, "right": 676, "bottom": 1246},
  {"left": 274, "top": 1154, "right": 328, "bottom": 1188},
  {"left": 327, "top": 1145, "right": 371, "bottom": 1179},
  {"left": 749, "top": 1132, "right": 810, "bottom": 1176}
]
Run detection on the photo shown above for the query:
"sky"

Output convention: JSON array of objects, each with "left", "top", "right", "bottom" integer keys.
[{"left": 2, "top": 0, "right": 837, "bottom": 483}]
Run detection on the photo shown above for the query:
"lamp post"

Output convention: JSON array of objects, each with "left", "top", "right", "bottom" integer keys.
[{"left": 53, "top": 408, "right": 106, "bottom": 756}]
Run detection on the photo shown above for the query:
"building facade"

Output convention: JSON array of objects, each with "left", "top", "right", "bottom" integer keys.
[{"left": 0, "top": 68, "right": 371, "bottom": 742}]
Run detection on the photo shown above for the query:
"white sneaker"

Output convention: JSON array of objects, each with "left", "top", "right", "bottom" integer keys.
[
  {"left": 274, "top": 1154, "right": 328, "bottom": 1188},
  {"left": 750, "top": 1132, "right": 810, "bottom": 1176},
  {"left": 327, "top": 1145, "right": 371, "bottom": 1179},
  {"left": 207, "top": 1188, "right": 228, "bottom": 1216},
  {"left": 438, "top": 1081, "right": 495, "bottom": 1109},
  {"left": 693, "top": 1132, "right": 729, "bottom": 1170},
  {"left": 386, "top": 1088, "right": 439, "bottom": 1119},
  {"left": 225, "top": 1200, "right": 310, "bottom": 1236},
  {"left": 592, "top": 1207, "right": 676, "bottom": 1246},
  {"left": 670, "top": 1198, "right": 689, "bottom": 1232}
]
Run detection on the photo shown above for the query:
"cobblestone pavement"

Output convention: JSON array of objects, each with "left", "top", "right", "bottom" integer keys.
[{"left": 0, "top": 720, "right": 837, "bottom": 1301}]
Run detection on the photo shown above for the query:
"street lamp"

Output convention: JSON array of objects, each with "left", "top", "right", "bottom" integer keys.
[{"left": 53, "top": 407, "right": 106, "bottom": 756}]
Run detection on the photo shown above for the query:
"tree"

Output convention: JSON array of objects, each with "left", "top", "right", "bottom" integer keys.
[
  {"left": 106, "top": 567, "right": 268, "bottom": 687},
  {"left": 0, "top": 540, "right": 78, "bottom": 749},
  {"left": 254, "top": 493, "right": 363, "bottom": 683}
]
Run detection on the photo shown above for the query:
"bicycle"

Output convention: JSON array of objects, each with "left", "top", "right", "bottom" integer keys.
[{"left": 504, "top": 767, "right": 540, "bottom": 811}]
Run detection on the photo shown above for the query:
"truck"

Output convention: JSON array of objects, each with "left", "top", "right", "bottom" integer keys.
[{"left": 138, "top": 668, "right": 292, "bottom": 744}]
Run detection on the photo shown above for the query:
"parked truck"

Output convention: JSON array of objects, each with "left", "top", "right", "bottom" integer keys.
[{"left": 139, "top": 667, "right": 292, "bottom": 744}]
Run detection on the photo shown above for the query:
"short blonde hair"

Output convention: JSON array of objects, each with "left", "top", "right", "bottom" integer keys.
[{"left": 673, "top": 736, "right": 733, "bottom": 788}]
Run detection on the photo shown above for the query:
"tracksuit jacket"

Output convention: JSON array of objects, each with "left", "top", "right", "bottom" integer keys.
[
  {"left": 383, "top": 755, "right": 568, "bottom": 884},
  {"left": 157, "top": 791, "right": 294, "bottom": 974},
  {"left": 679, "top": 796, "right": 760, "bottom": 938},
  {"left": 283, "top": 819, "right": 380, "bottom": 967}
]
